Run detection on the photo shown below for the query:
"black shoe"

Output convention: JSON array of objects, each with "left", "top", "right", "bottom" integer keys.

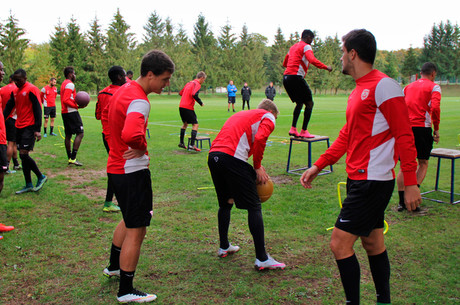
[
  {"left": 178, "top": 143, "right": 186, "bottom": 149},
  {"left": 397, "top": 205, "right": 406, "bottom": 212}
]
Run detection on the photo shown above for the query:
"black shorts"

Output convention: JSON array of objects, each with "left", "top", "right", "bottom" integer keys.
[
  {"left": 16, "top": 126, "right": 36, "bottom": 151},
  {"left": 335, "top": 178, "right": 394, "bottom": 237},
  {"left": 5, "top": 118, "right": 17, "bottom": 142},
  {"left": 283, "top": 75, "right": 313, "bottom": 105},
  {"left": 44, "top": 106, "right": 56, "bottom": 118},
  {"left": 0, "top": 144, "right": 7, "bottom": 172},
  {"left": 62, "top": 112, "right": 84, "bottom": 136},
  {"left": 179, "top": 107, "right": 198, "bottom": 124},
  {"left": 108, "top": 169, "right": 153, "bottom": 228},
  {"left": 208, "top": 152, "right": 261, "bottom": 210},
  {"left": 228, "top": 96, "right": 236, "bottom": 104},
  {"left": 412, "top": 127, "right": 433, "bottom": 160}
]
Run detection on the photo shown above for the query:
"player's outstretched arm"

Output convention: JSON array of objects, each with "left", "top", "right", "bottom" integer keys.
[{"left": 300, "top": 165, "right": 319, "bottom": 189}]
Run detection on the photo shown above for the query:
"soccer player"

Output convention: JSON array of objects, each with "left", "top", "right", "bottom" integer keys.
[
  {"left": 227, "top": 80, "right": 237, "bottom": 112},
  {"left": 283, "top": 29, "right": 332, "bottom": 138},
  {"left": 241, "top": 82, "right": 252, "bottom": 110},
  {"left": 60, "top": 66, "right": 84, "bottom": 166},
  {"left": 40, "top": 77, "right": 58, "bottom": 137},
  {"left": 178, "top": 71, "right": 206, "bottom": 151},
  {"left": 95, "top": 66, "right": 126, "bottom": 212},
  {"left": 0, "top": 62, "right": 7, "bottom": 193},
  {"left": 0, "top": 75, "right": 21, "bottom": 173},
  {"left": 208, "top": 99, "right": 286, "bottom": 271},
  {"left": 300, "top": 29, "right": 421, "bottom": 305},
  {"left": 103, "top": 50, "right": 174, "bottom": 303},
  {"left": 396, "top": 62, "right": 441, "bottom": 212},
  {"left": 126, "top": 70, "right": 134, "bottom": 82},
  {"left": 3, "top": 69, "right": 47, "bottom": 194}
]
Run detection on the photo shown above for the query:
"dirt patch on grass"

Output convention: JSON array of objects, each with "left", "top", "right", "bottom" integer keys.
[{"left": 271, "top": 174, "right": 299, "bottom": 185}]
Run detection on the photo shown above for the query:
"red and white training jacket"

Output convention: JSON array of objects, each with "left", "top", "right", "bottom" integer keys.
[
  {"left": 210, "top": 109, "right": 276, "bottom": 169},
  {"left": 96, "top": 84, "right": 121, "bottom": 139},
  {"left": 40, "top": 85, "right": 58, "bottom": 107},
  {"left": 403, "top": 78, "right": 441, "bottom": 131},
  {"left": 60, "top": 79, "right": 78, "bottom": 114},
  {"left": 107, "top": 81, "right": 150, "bottom": 175},
  {"left": 314, "top": 69, "right": 418, "bottom": 186},
  {"left": 283, "top": 40, "right": 328, "bottom": 77}
]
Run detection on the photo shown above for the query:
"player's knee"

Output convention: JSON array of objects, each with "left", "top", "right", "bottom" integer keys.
[{"left": 305, "top": 100, "right": 314, "bottom": 110}]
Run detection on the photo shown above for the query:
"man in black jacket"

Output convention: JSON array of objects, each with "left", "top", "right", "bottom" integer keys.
[
  {"left": 265, "top": 82, "right": 276, "bottom": 101},
  {"left": 241, "top": 82, "right": 252, "bottom": 110}
]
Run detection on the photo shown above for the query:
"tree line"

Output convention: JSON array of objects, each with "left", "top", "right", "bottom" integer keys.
[{"left": 0, "top": 10, "right": 459, "bottom": 94}]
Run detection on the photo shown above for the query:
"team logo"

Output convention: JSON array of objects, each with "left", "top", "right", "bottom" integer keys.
[
  {"left": 361, "top": 89, "right": 370, "bottom": 100},
  {"left": 22, "top": 92, "right": 27, "bottom": 96},
  {"left": 214, "top": 156, "right": 219, "bottom": 162}
]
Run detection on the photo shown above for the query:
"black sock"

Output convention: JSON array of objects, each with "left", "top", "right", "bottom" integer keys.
[
  {"left": 118, "top": 269, "right": 135, "bottom": 296},
  {"left": 44, "top": 127, "right": 47, "bottom": 134},
  {"left": 218, "top": 206, "right": 232, "bottom": 249},
  {"left": 13, "top": 158, "right": 19, "bottom": 167},
  {"left": 368, "top": 250, "right": 391, "bottom": 304},
  {"left": 108, "top": 243, "right": 121, "bottom": 271},
  {"left": 248, "top": 209, "right": 268, "bottom": 261},
  {"left": 336, "top": 254, "right": 360, "bottom": 305},
  {"left": 398, "top": 191, "right": 405, "bottom": 207},
  {"left": 71, "top": 149, "right": 78, "bottom": 160},
  {"left": 20, "top": 154, "right": 32, "bottom": 184},
  {"left": 180, "top": 128, "right": 186, "bottom": 144},
  {"left": 191, "top": 130, "right": 197, "bottom": 146},
  {"left": 27, "top": 156, "right": 42, "bottom": 179},
  {"left": 66, "top": 150, "right": 71, "bottom": 159},
  {"left": 50, "top": 126, "right": 54, "bottom": 134}
]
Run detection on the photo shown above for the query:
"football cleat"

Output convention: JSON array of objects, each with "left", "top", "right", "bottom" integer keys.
[
  {"left": 254, "top": 255, "right": 286, "bottom": 271},
  {"left": 218, "top": 244, "right": 240, "bottom": 257}
]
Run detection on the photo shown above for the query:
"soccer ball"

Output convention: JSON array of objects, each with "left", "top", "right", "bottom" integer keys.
[
  {"left": 257, "top": 179, "right": 274, "bottom": 203},
  {"left": 75, "top": 91, "right": 90, "bottom": 108}
]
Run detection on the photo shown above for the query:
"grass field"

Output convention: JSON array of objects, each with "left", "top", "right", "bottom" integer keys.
[{"left": 0, "top": 92, "right": 459, "bottom": 304}]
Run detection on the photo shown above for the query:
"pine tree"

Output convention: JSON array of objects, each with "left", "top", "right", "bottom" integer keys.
[
  {"left": 401, "top": 46, "right": 420, "bottom": 83},
  {"left": 169, "top": 24, "right": 196, "bottom": 91},
  {"left": 237, "top": 25, "right": 267, "bottom": 89},
  {"left": 106, "top": 9, "right": 137, "bottom": 70},
  {"left": 192, "top": 14, "right": 217, "bottom": 92},
  {"left": 266, "top": 27, "right": 287, "bottom": 86},
  {"left": 217, "top": 21, "right": 237, "bottom": 85},
  {"left": 49, "top": 20, "right": 69, "bottom": 84},
  {"left": 142, "top": 11, "right": 165, "bottom": 51},
  {"left": 86, "top": 16, "right": 107, "bottom": 92},
  {"left": 0, "top": 12, "right": 29, "bottom": 78},
  {"left": 65, "top": 17, "right": 90, "bottom": 91}
]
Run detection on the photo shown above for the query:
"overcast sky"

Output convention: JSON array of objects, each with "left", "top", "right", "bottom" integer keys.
[{"left": 2, "top": 0, "right": 459, "bottom": 51}]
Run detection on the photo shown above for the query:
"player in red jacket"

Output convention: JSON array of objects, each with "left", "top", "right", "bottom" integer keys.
[
  {"left": 283, "top": 30, "right": 332, "bottom": 138},
  {"left": 0, "top": 61, "right": 7, "bottom": 194},
  {"left": 4, "top": 69, "right": 47, "bottom": 194},
  {"left": 40, "top": 77, "right": 58, "bottom": 137},
  {"left": 102, "top": 50, "right": 174, "bottom": 304},
  {"left": 178, "top": 71, "right": 206, "bottom": 151},
  {"left": 300, "top": 29, "right": 421, "bottom": 305},
  {"left": 95, "top": 66, "right": 126, "bottom": 213},
  {"left": 60, "top": 66, "right": 84, "bottom": 166},
  {"left": 396, "top": 62, "right": 441, "bottom": 212},
  {"left": 208, "top": 99, "right": 286, "bottom": 271}
]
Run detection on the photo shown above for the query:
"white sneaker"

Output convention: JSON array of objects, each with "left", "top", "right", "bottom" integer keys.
[
  {"left": 218, "top": 244, "right": 240, "bottom": 257},
  {"left": 117, "top": 289, "right": 157, "bottom": 303},
  {"left": 254, "top": 255, "right": 286, "bottom": 271},
  {"left": 103, "top": 267, "right": 120, "bottom": 278}
]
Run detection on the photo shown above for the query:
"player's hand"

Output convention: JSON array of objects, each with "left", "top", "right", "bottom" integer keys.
[
  {"left": 404, "top": 185, "right": 422, "bottom": 211},
  {"left": 34, "top": 132, "right": 42, "bottom": 142},
  {"left": 433, "top": 130, "right": 440, "bottom": 144},
  {"left": 255, "top": 166, "right": 269, "bottom": 184},
  {"left": 327, "top": 66, "right": 333, "bottom": 72},
  {"left": 201, "top": 103, "right": 204, "bottom": 107},
  {"left": 123, "top": 148, "right": 146, "bottom": 160},
  {"left": 300, "top": 165, "right": 319, "bottom": 189}
]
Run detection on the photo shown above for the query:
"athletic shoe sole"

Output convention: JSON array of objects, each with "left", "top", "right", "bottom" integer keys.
[{"left": 103, "top": 268, "right": 120, "bottom": 278}]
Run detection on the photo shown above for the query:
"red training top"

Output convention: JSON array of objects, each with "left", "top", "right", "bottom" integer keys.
[
  {"left": 283, "top": 40, "right": 328, "bottom": 77},
  {"left": 4, "top": 82, "right": 42, "bottom": 131},
  {"left": 60, "top": 79, "right": 78, "bottom": 114},
  {"left": 40, "top": 85, "right": 58, "bottom": 107},
  {"left": 0, "top": 95, "right": 6, "bottom": 145},
  {"left": 179, "top": 79, "right": 203, "bottom": 110},
  {"left": 96, "top": 84, "right": 122, "bottom": 140}
]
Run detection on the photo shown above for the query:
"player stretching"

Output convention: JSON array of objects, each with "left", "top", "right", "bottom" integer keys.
[
  {"left": 4, "top": 69, "right": 47, "bottom": 194},
  {"left": 178, "top": 71, "right": 206, "bottom": 151},
  {"left": 208, "top": 99, "right": 286, "bottom": 271},
  {"left": 95, "top": 66, "right": 126, "bottom": 212},
  {"left": 397, "top": 62, "right": 441, "bottom": 212},
  {"left": 61, "top": 66, "right": 84, "bottom": 166},
  {"left": 283, "top": 29, "right": 332, "bottom": 138},
  {"left": 40, "top": 77, "right": 58, "bottom": 137},
  {"left": 103, "top": 50, "right": 174, "bottom": 303},
  {"left": 300, "top": 29, "right": 421, "bottom": 304}
]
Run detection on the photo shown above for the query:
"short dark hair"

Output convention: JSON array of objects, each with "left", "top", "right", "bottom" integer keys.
[
  {"left": 108, "top": 66, "right": 125, "bottom": 83},
  {"left": 421, "top": 62, "right": 437, "bottom": 75},
  {"left": 301, "top": 30, "right": 315, "bottom": 39},
  {"left": 140, "top": 50, "right": 175, "bottom": 77},
  {"left": 196, "top": 71, "right": 206, "bottom": 79},
  {"left": 50, "top": 77, "right": 56, "bottom": 81},
  {"left": 64, "top": 66, "right": 74, "bottom": 78},
  {"left": 13, "top": 69, "right": 27, "bottom": 78},
  {"left": 342, "top": 29, "right": 376, "bottom": 65},
  {"left": 126, "top": 70, "right": 133, "bottom": 76}
]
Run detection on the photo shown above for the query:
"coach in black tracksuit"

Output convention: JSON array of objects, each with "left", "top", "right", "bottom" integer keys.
[
  {"left": 241, "top": 82, "right": 252, "bottom": 110},
  {"left": 265, "top": 82, "right": 276, "bottom": 101}
]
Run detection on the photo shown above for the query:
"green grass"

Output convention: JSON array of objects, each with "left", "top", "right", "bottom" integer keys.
[{"left": 0, "top": 92, "right": 459, "bottom": 304}]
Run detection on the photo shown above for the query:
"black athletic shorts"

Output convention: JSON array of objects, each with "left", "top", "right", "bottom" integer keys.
[
  {"left": 412, "top": 127, "right": 433, "bottom": 160},
  {"left": 62, "top": 112, "right": 84, "bottom": 136},
  {"left": 283, "top": 75, "right": 313, "bottom": 105},
  {"left": 208, "top": 152, "right": 261, "bottom": 210},
  {"left": 0, "top": 144, "right": 7, "bottom": 172},
  {"left": 5, "top": 118, "right": 17, "bottom": 142},
  {"left": 179, "top": 107, "right": 198, "bottom": 124},
  {"left": 108, "top": 169, "right": 153, "bottom": 228},
  {"left": 16, "top": 126, "right": 36, "bottom": 151},
  {"left": 335, "top": 178, "right": 394, "bottom": 237},
  {"left": 44, "top": 106, "right": 56, "bottom": 118},
  {"left": 228, "top": 96, "right": 236, "bottom": 104}
]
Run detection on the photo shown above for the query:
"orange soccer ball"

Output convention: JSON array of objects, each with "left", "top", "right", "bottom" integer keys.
[{"left": 257, "top": 179, "right": 274, "bottom": 203}]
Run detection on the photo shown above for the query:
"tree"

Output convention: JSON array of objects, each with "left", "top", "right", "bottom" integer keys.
[
  {"left": 266, "top": 27, "right": 288, "bottom": 86},
  {"left": 106, "top": 9, "right": 137, "bottom": 70},
  {"left": 168, "top": 24, "right": 196, "bottom": 91},
  {"left": 65, "top": 17, "right": 90, "bottom": 91},
  {"left": 383, "top": 52, "right": 399, "bottom": 80},
  {"left": 49, "top": 20, "right": 69, "bottom": 84},
  {"left": 192, "top": 14, "right": 217, "bottom": 92},
  {"left": 142, "top": 11, "right": 165, "bottom": 51},
  {"left": 0, "top": 12, "right": 29, "bottom": 79},
  {"left": 400, "top": 46, "right": 419, "bottom": 83},
  {"left": 23, "top": 43, "right": 55, "bottom": 87},
  {"left": 86, "top": 16, "right": 107, "bottom": 92},
  {"left": 216, "top": 21, "right": 237, "bottom": 85}
]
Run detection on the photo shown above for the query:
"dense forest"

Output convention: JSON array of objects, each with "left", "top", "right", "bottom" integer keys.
[{"left": 1, "top": 10, "right": 459, "bottom": 93}]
